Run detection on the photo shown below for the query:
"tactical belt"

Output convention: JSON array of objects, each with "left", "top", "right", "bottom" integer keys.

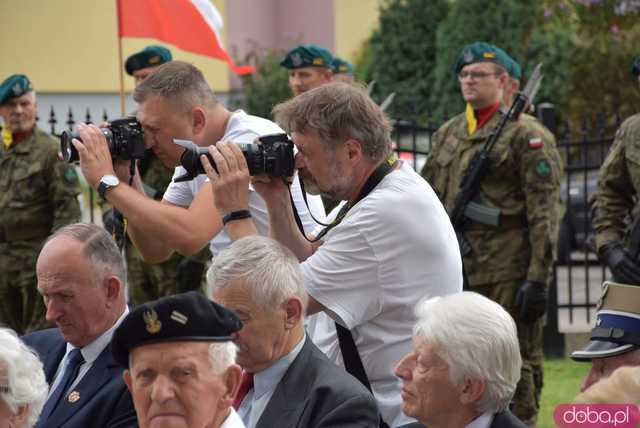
[{"left": 0, "top": 225, "right": 51, "bottom": 243}]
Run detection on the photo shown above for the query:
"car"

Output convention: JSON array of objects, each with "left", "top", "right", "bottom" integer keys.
[{"left": 556, "top": 170, "right": 599, "bottom": 264}]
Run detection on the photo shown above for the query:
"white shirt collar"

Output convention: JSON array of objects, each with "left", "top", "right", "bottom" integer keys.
[
  {"left": 220, "top": 408, "right": 246, "bottom": 428},
  {"left": 66, "top": 306, "right": 129, "bottom": 363},
  {"left": 465, "top": 412, "right": 494, "bottom": 428}
]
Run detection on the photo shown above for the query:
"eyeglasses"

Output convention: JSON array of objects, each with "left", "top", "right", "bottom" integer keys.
[{"left": 457, "top": 71, "right": 500, "bottom": 81}]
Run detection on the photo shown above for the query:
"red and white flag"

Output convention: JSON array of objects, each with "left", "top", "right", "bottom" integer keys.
[{"left": 117, "top": 0, "right": 255, "bottom": 75}]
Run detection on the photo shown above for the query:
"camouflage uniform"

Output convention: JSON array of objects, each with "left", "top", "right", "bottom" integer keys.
[
  {"left": 421, "top": 108, "right": 562, "bottom": 426},
  {"left": 123, "top": 151, "right": 211, "bottom": 306},
  {"left": 592, "top": 113, "right": 640, "bottom": 251},
  {"left": 0, "top": 127, "right": 81, "bottom": 333}
]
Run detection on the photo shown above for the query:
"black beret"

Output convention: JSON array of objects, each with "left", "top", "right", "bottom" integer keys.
[{"left": 112, "top": 291, "right": 242, "bottom": 368}]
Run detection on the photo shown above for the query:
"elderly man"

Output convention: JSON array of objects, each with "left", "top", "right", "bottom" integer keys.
[
  {"left": 395, "top": 292, "right": 525, "bottom": 428},
  {"left": 22, "top": 223, "right": 136, "bottom": 428},
  {"left": 280, "top": 44, "right": 334, "bottom": 96},
  {"left": 208, "top": 235, "right": 379, "bottom": 428},
  {"left": 0, "top": 328, "right": 48, "bottom": 428},
  {"left": 204, "top": 82, "right": 462, "bottom": 426},
  {"left": 0, "top": 74, "right": 81, "bottom": 334},
  {"left": 572, "top": 281, "right": 640, "bottom": 392},
  {"left": 72, "top": 61, "right": 323, "bottom": 268},
  {"left": 111, "top": 291, "right": 245, "bottom": 428}
]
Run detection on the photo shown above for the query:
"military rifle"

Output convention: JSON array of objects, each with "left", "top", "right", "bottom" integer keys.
[{"left": 450, "top": 63, "right": 543, "bottom": 255}]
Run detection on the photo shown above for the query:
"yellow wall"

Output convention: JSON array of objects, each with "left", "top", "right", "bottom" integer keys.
[
  {"left": 0, "top": 0, "right": 229, "bottom": 92},
  {"left": 334, "top": 0, "right": 380, "bottom": 63}
]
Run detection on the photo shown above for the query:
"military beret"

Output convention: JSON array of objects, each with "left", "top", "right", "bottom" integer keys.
[
  {"left": 499, "top": 48, "right": 522, "bottom": 80},
  {"left": 0, "top": 74, "right": 33, "bottom": 105},
  {"left": 572, "top": 282, "right": 640, "bottom": 361},
  {"left": 332, "top": 57, "right": 354, "bottom": 75},
  {"left": 112, "top": 291, "right": 242, "bottom": 368},
  {"left": 453, "top": 42, "right": 512, "bottom": 75},
  {"left": 631, "top": 57, "right": 640, "bottom": 77},
  {"left": 125, "top": 45, "right": 173, "bottom": 75},
  {"left": 280, "top": 44, "right": 334, "bottom": 70}
]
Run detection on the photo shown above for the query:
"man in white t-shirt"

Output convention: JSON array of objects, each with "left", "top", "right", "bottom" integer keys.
[
  {"left": 72, "top": 61, "right": 324, "bottom": 263},
  {"left": 204, "top": 82, "right": 463, "bottom": 427}
]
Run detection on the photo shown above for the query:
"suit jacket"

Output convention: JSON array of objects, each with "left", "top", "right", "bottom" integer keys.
[
  {"left": 254, "top": 336, "right": 379, "bottom": 428},
  {"left": 23, "top": 328, "right": 137, "bottom": 428},
  {"left": 396, "top": 410, "right": 526, "bottom": 428},
  {"left": 490, "top": 410, "right": 526, "bottom": 428}
]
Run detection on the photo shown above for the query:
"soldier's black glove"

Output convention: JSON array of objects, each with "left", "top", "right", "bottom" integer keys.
[
  {"left": 102, "top": 208, "right": 125, "bottom": 249},
  {"left": 515, "top": 281, "right": 547, "bottom": 323},
  {"left": 598, "top": 242, "right": 640, "bottom": 285},
  {"left": 175, "top": 258, "right": 206, "bottom": 293}
]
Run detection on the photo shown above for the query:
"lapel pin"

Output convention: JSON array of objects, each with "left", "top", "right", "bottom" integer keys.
[{"left": 68, "top": 391, "right": 80, "bottom": 403}]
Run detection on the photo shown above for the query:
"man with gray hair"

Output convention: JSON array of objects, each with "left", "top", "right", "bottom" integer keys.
[
  {"left": 207, "top": 235, "right": 379, "bottom": 428},
  {"left": 394, "top": 292, "right": 525, "bottom": 428},
  {"left": 204, "top": 81, "right": 462, "bottom": 426},
  {"left": 0, "top": 328, "right": 48, "bottom": 428},
  {"left": 111, "top": 291, "right": 246, "bottom": 428},
  {"left": 22, "top": 223, "right": 136, "bottom": 428}
]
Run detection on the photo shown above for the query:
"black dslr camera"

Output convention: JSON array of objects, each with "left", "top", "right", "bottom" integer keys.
[
  {"left": 173, "top": 133, "right": 295, "bottom": 182},
  {"left": 60, "top": 117, "right": 146, "bottom": 162}
]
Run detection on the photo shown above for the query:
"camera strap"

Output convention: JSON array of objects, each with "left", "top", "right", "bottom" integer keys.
[{"left": 291, "top": 153, "right": 397, "bottom": 428}]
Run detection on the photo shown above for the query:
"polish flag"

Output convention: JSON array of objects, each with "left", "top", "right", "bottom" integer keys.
[{"left": 117, "top": 0, "right": 255, "bottom": 75}]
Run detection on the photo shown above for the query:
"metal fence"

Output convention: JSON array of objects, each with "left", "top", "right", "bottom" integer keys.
[{"left": 43, "top": 105, "right": 620, "bottom": 353}]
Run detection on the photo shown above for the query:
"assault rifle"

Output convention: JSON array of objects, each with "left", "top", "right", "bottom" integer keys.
[{"left": 450, "top": 63, "right": 544, "bottom": 255}]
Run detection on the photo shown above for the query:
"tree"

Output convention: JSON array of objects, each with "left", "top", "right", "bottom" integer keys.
[
  {"left": 239, "top": 48, "right": 291, "bottom": 120},
  {"left": 361, "top": 0, "right": 448, "bottom": 121},
  {"left": 430, "top": 0, "right": 545, "bottom": 121}
]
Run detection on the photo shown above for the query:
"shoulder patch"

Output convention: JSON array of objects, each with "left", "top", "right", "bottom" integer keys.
[
  {"left": 535, "top": 159, "right": 552, "bottom": 178},
  {"left": 529, "top": 137, "right": 543, "bottom": 149}
]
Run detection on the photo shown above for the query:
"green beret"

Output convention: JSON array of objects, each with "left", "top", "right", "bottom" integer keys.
[
  {"left": 125, "top": 45, "right": 173, "bottom": 75},
  {"left": 111, "top": 291, "right": 242, "bottom": 368},
  {"left": 280, "top": 44, "right": 334, "bottom": 70},
  {"left": 0, "top": 74, "right": 33, "bottom": 105},
  {"left": 332, "top": 57, "right": 354, "bottom": 74},
  {"left": 632, "top": 57, "right": 640, "bottom": 77},
  {"left": 453, "top": 42, "right": 512, "bottom": 75}
]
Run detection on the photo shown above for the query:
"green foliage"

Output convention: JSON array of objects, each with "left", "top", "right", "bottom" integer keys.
[
  {"left": 539, "top": 358, "right": 590, "bottom": 428},
  {"left": 239, "top": 48, "right": 291, "bottom": 120},
  {"left": 363, "top": 0, "right": 448, "bottom": 121},
  {"left": 430, "top": 0, "right": 544, "bottom": 121}
]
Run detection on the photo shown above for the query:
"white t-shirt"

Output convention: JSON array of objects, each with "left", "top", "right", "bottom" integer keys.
[
  {"left": 163, "top": 110, "right": 325, "bottom": 256},
  {"left": 304, "top": 161, "right": 463, "bottom": 427}
]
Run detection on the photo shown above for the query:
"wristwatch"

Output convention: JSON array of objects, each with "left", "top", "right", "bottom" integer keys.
[{"left": 97, "top": 174, "right": 120, "bottom": 198}]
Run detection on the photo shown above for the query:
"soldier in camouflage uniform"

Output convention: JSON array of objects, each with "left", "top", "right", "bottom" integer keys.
[
  {"left": 421, "top": 42, "right": 562, "bottom": 426},
  {"left": 0, "top": 74, "right": 81, "bottom": 333},
  {"left": 114, "top": 46, "right": 210, "bottom": 305}
]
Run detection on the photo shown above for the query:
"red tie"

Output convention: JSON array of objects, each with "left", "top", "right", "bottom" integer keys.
[{"left": 233, "top": 371, "right": 254, "bottom": 409}]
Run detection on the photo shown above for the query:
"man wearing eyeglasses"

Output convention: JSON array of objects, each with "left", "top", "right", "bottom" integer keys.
[{"left": 420, "top": 42, "right": 561, "bottom": 427}]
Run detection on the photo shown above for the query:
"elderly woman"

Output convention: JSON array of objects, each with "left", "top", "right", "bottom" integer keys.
[
  {"left": 395, "top": 292, "right": 526, "bottom": 428},
  {"left": 0, "top": 328, "right": 48, "bottom": 428}
]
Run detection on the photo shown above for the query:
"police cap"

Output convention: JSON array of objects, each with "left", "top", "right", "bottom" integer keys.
[
  {"left": 125, "top": 45, "right": 173, "bottom": 76},
  {"left": 0, "top": 74, "right": 33, "bottom": 105},
  {"left": 280, "top": 44, "right": 333, "bottom": 70},
  {"left": 572, "top": 282, "right": 640, "bottom": 361},
  {"left": 112, "top": 291, "right": 242, "bottom": 368},
  {"left": 453, "top": 42, "right": 513, "bottom": 75}
]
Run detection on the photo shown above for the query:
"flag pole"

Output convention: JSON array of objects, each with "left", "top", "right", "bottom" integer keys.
[{"left": 116, "top": 0, "right": 126, "bottom": 116}]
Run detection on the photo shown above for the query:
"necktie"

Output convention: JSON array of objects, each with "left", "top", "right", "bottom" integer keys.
[
  {"left": 233, "top": 371, "right": 254, "bottom": 409},
  {"left": 38, "top": 348, "right": 85, "bottom": 422}
]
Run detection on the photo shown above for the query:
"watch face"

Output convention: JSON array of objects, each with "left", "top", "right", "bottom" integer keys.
[{"left": 103, "top": 175, "right": 120, "bottom": 186}]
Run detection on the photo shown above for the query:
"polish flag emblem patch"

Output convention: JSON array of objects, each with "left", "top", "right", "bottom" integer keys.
[{"left": 529, "top": 137, "right": 543, "bottom": 149}]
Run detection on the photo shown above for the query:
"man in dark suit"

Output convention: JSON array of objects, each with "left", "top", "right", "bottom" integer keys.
[
  {"left": 23, "top": 223, "right": 137, "bottom": 428},
  {"left": 395, "top": 292, "right": 526, "bottom": 428},
  {"left": 207, "top": 236, "right": 380, "bottom": 428}
]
